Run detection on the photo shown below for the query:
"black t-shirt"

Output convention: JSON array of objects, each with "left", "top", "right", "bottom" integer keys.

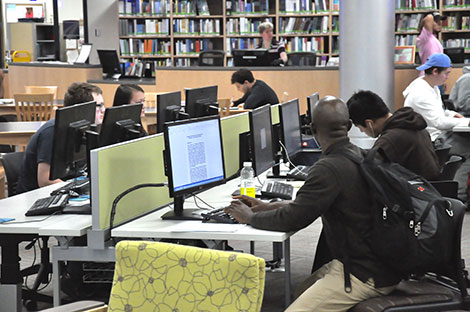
[
  {"left": 16, "top": 119, "right": 55, "bottom": 194},
  {"left": 233, "top": 80, "right": 280, "bottom": 109}
]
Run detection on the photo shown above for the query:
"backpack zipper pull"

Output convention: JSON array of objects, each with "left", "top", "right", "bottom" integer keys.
[
  {"left": 409, "top": 219, "right": 414, "bottom": 229},
  {"left": 382, "top": 207, "right": 388, "bottom": 220},
  {"left": 414, "top": 222, "right": 421, "bottom": 236}
]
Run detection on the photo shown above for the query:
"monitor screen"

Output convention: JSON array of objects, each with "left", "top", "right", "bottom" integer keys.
[
  {"left": 184, "top": 85, "right": 218, "bottom": 118},
  {"left": 63, "top": 20, "right": 80, "bottom": 39},
  {"left": 249, "top": 104, "right": 275, "bottom": 176},
  {"left": 163, "top": 116, "right": 226, "bottom": 220},
  {"left": 232, "top": 49, "right": 278, "bottom": 67},
  {"left": 307, "top": 92, "right": 319, "bottom": 123},
  {"left": 279, "top": 99, "right": 302, "bottom": 159},
  {"left": 97, "top": 50, "right": 122, "bottom": 77},
  {"left": 99, "top": 103, "right": 143, "bottom": 147},
  {"left": 50, "top": 101, "right": 96, "bottom": 180},
  {"left": 444, "top": 47, "right": 464, "bottom": 64},
  {"left": 157, "top": 91, "right": 182, "bottom": 133}
]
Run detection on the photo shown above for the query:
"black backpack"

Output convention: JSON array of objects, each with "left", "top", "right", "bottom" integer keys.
[{"left": 343, "top": 147, "right": 458, "bottom": 279}]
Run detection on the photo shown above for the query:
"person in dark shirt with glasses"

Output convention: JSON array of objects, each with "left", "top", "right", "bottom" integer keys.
[{"left": 231, "top": 68, "right": 279, "bottom": 109}]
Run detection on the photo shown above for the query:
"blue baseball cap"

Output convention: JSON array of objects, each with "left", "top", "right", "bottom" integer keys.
[{"left": 417, "top": 53, "right": 452, "bottom": 71}]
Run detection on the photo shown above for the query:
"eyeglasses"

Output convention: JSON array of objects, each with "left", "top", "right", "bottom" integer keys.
[{"left": 96, "top": 103, "right": 105, "bottom": 110}]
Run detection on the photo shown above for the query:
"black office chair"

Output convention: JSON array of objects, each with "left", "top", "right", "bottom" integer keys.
[
  {"left": 440, "top": 155, "right": 465, "bottom": 181},
  {"left": 434, "top": 145, "right": 451, "bottom": 169},
  {"left": 198, "top": 50, "right": 225, "bottom": 66},
  {"left": 350, "top": 198, "right": 469, "bottom": 312},
  {"left": 287, "top": 52, "right": 317, "bottom": 66},
  {"left": 430, "top": 180, "right": 459, "bottom": 199},
  {"left": 2, "top": 151, "right": 25, "bottom": 196},
  {"left": 0, "top": 115, "right": 18, "bottom": 153}
]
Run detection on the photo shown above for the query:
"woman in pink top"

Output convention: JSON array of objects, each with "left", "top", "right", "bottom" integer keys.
[{"left": 417, "top": 12, "right": 445, "bottom": 64}]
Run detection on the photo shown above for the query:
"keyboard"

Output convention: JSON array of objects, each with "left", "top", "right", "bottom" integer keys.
[
  {"left": 261, "top": 181, "right": 294, "bottom": 200},
  {"left": 51, "top": 177, "right": 90, "bottom": 196},
  {"left": 25, "top": 194, "right": 70, "bottom": 216},
  {"left": 202, "top": 207, "right": 238, "bottom": 224},
  {"left": 286, "top": 165, "right": 309, "bottom": 181}
]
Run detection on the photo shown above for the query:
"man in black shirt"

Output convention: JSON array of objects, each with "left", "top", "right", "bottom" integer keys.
[{"left": 231, "top": 68, "right": 279, "bottom": 109}]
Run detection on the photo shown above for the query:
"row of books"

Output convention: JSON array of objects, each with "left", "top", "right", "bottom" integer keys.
[
  {"left": 332, "top": 16, "right": 339, "bottom": 32},
  {"left": 120, "top": 38, "right": 171, "bottom": 55},
  {"left": 226, "top": 17, "right": 272, "bottom": 34},
  {"left": 395, "top": 14, "right": 422, "bottom": 32},
  {"left": 226, "top": 0, "right": 270, "bottom": 14},
  {"left": 173, "top": 19, "right": 221, "bottom": 34},
  {"left": 444, "top": 38, "right": 470, "bottom": 50},
  {"left": 443, "top": 0, "right": 470, "bottom": 8},
  {"left": 119, "top": 0, "right": 171, "bottom": 15},
  {"left": 282, "top": 36, "right": 325, "bottom": 52},
  {"left": 395, "top": 0, "right": 437, "bottom": 10},
  {"left": 174, "top": 58, "right": 197, "bottom": 66},
  {"left": 331, "top": 36, "right": 338, "bottom": 53},
  {"left": 279, "top": 16, "right": 329, "bottom": 34},
  {"left": 226, "top": 37, "right": 262, "bottom": 52},
  {"left": 278, "top": 0, "right": 323, "bottom": 13},
  {"left": 174, "top": 0, "right": 210, "bottom": 15},
  {"left": 174, "top": 38, "right": 215, "bottom": 54},
  {"left": 120, "top": 19, "right": 170, "bottom": 36},
  {"left": 442, "top": 16, "right": 470, "bottom": 30},
  {"left": 395, "top": 34, "right": 417, "bottom": 46}
]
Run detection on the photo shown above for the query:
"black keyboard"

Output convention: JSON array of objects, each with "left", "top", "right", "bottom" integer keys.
[
  {"left": 25, "top": 194, "right": 70, "bottom": 216},
  {"left": 261, "top": 181, "right": 294, "bottom": 200},
  {"left": 202, "top": 207, "right": 238, "bottom": 224},
  {"left": 51, "top": 177, "right": 89, "bottom": 196},
  {"left": 286, "top": 165, "right": 309, "bottom": 181}
]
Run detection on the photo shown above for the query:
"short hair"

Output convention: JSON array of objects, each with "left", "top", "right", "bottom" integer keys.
[
  {"left": 231, "top": 68, "right": 254, "bottom": 84},
  {"left": 113, "top": 84, "right": 145, "bottom": 107},
  {"left": 64, "top": 82, "right": 102, "bottom": 107},
  {"left": 424, "top": 66, "right": 448, "bottom": 75},
  {"left": 347, "top": 90, "right": 390, "bottom": 127},
  {"left": 258, "top": 21, "right": 273, "bottom": 34}
]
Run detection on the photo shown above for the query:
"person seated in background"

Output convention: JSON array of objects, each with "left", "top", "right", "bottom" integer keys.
[
  {"left": 347, "top": 90, "right": 440, "bottom": 180},
  {"left": 231, "top": 68, "right": 279, "bottom": 109},
  {"left": 112, "top": 84, "right": 147, "bottom": 133},
  {"left": 16, "top": 82, "right": 104, "bottom": 194},
  {"left": 226, "top": 96, "right": 399, "bottom": 311},
  {"left": 257, "top": 21, "right": 288, "bottom": 66},
  {"left": 449, "top": 65, "right": 470, "bottom": 117},
  {"left": 403, "top": 53, "right": 470, "bottom": 203}
]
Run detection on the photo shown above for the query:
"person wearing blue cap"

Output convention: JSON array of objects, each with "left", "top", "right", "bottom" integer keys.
[{"left": 403, "top": 52, "right": 470, "bottom": 204}]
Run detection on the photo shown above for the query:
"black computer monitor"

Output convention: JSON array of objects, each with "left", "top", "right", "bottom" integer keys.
[
  {"left": 232, "top": 49, "right": 278, "bottom": 66},
  {"left": 63, "top": 20, "right": 80, "bottom": 39},
  {"left": 49, "top": 101, "right": 97, "bottom": 180},
  {"left": 163, "top": 116, "right": 226, "bottom": 220},
  {"left": 97, "top": 49, "right": 122, "bottom": 79},
  {"left": 184, "top": 85, "right": 218, "bottom": 118},
  {"left": 279, "top": 99, "right": 302, "bottom": 161},
  {"left": 307, "top": 92, "right": 320, "bottom": 123},
  {"left": 99, "top": 103, "right": 144, "bottom": 147},
  {"left": 156, "top": 91, "right": 189, "bottom": 133},
  {"left": 444, "top": 47, "right": 465, "bottom": 64}
]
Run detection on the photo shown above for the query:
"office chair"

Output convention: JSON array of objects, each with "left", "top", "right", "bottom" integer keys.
[
  {"left": 434, "top": 145, "right": 451, "bottom": 169},
  {"left": 431, "top": 180, "right": 459, "bottom": 199},
  {"left": 440, "top": 155, "right": 464, "bottom": 181},
  {"left": 198, "top": 50, "right": 225, "bottom": 66},
  {"left": 2, "top": 151, "right": 25, "bottom": 196},
  {"left": 0, "top": 115, "right": 17, "bottom": 153},
  {"left": 287, "top": 52, "right": 317, "bottom": 66},
  {"left": 349, "top": 198, "right": 469, "bottom": 311}
]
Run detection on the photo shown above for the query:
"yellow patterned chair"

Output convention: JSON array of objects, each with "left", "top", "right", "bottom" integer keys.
[{"left": 44, "top": 241, "right": 266, "bottom": 312}]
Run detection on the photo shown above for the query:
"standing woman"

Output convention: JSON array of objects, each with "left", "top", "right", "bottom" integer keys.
[
  {"left": 257, "top": 21, "right": 288, "bottom": 66},
  {"left": 112, "top": 84, "right": 148, "bottom": 133},
  {"left": 417, "top": 12, "right": 445, "bottom": 65}
]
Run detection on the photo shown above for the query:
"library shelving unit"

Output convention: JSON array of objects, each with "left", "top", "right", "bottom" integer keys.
[
  {"left": 118, "top": 0, "right": 341, "bottom": 70},
  {"left": 395, "top": 0, "right": 470, "bottom": 63},
  {"left": 8, "top": 23, "right": 56, "bottom": 61}
]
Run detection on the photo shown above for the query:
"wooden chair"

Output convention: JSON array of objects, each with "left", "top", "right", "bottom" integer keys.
[
  {"left": 24, "top": 86, "right": 58, "bottom": 99},
  {"left": 218, "top": 98, "right": 231, "bottom": 117},
  {"left": 14, "top": 93, "right": 54, "bottom": 121}
]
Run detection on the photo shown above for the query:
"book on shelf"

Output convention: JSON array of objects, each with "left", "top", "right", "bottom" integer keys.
[
  {"left": 332, "top": 0, "right": 339, "bottom": 12},
  {"left": 119, "top": 0, "right": 171, "bottom": 16},
  {"left": 174, "top": 0, "right": 196, "bottom": 15},
  {"left": 332, "top": 16, "right": 339, "bottom": 32},
  {"left": 395, "top": 14, "right": 422, "bottom": 32},
  {"left": 281, "top": 0, "right": 315, "bottom": 13},
  {"left": 228, "top": 0, "right": 270, "bottom": 14},
  {"left": 395, "top": 34, "right": 417, "bottom": 46},
  {"left": 443, "top": 0, "right": 470, "bottom": 8},
  {"left": 313, "top": 0, "right": 329, "bottom": 12},
  {"left": 395, "top": 0, "right": 437, "bottom": 10},
  {"left": 226, "top": 37, "right": 261, "bottom": 53},
  {"left": 175, "top": 38, "right": 215, "bottom": 54},
  {"left": 120, "top": 38, "right": 171, "bottom": 55},
  {"left": 444, "top": 38, "right": 470, "bottom": 51},
  {"left": 282, "top": 36, "right": 325, "bottom": 53},
  {"left": 462, "top": 16, "right": 470, "bottom": 30},
  {"left": 226, "top": 17, "right": 271, "bottom": 35},
  {"left": 442, "top": 16, "right": 457, "bottom": 31},
  {"left": 174, "top": 19, "right": 221, "bottom": 35},
  {"left": 279, "top": 16, "right": 328, "bottom": 34},
  {"left": 120, "top": 19, "right": 169, "bottom": 36}
]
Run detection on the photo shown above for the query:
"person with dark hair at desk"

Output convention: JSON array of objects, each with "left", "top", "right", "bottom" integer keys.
[
  {"left": 231, "top": 68, "right": 279, "bottom": 109},
  {"left": 16, "top": 82, "right": 104, "bottom": 194},
  {"left": 113, "top": 84, "right": 148, "bottom": 134},
  {"left": 257, "top": 21, "right": 288, "bottom": 66}
]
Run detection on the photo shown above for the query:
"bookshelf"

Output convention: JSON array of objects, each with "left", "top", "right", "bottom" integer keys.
[
  {"left": 395, "top": 0, "right": 470, "bottom": 63},
  {"left": 118, "top": 0, "right": 341, "bottom": 72}
]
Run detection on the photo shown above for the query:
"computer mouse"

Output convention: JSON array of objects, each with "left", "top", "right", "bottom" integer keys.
[{"left": 269, "top": 197, "right": 284, "bottom": 203}]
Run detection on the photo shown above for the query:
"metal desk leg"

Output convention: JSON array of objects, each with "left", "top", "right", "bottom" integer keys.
[
  {"left": 284, "top": 238, "right": 292, "bottom": 308},
  {"left": 250, "top": 241, "right": 255, "bottom": 254},
  {"left": 52, "top": 255, "right": 61, "bottom": 306}
]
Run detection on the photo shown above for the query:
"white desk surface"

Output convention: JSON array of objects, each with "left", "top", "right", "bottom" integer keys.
[
  {"left": 453, "top": 125, "right": 470, "bottom": 132},
  {"left": 0, "top": 182, "right": 91, "bottom": 236}
]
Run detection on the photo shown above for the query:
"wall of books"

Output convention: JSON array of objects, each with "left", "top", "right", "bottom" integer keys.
[{"left": 395, "top": 0, "right": 470, "bottom": 64}]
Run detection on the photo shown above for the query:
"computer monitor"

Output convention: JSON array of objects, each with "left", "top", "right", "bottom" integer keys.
[
  {"left": 163, "top": 116, "right": 226, "bottom": 220},
  {"left": 49, "top": 101, "right": 97, "bottom": 180},
  {"left": 184, "top": 85, "right": 218, "bottom": 118},
  {"left": 156, "top": 91, "right": 189, "bottom": 133},
  {"left": 232, "top": 49, "right": 278, "bottom": 67},
  {"left": 279, "top": 99, "right": 302, "bottom": 161},
  {"left": 99, "top": 103, "right": 144, "bottom": 147},
  {"left": 444, "top": 47, "right": 465, "bottom": 64},
  {"left": 307, "top": 92, "right": 320, "bottom": 123},
  {"left": 63, "top": 20, "right": 80, "bottom": 39},
  {"left": 97, "top": 49, "right": 122, "bottom": 79}
]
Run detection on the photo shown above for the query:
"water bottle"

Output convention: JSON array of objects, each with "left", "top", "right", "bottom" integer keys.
[{"left": 240, "top": 162, "right": 256, "bottom": 198}]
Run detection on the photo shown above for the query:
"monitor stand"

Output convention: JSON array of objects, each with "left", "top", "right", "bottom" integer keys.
[{"left": 161, "top": 196, "right": 203, "bottom": 221}]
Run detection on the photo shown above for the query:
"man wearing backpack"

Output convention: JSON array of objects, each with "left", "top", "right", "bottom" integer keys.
[
  {"left": 225, "top": 97, "right": 399, "bottom": 311},
  {"left": 347, "top": 90, "right": 440, "bottom": 180}
]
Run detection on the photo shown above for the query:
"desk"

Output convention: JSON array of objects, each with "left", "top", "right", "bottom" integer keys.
[
  {"left": 0, "top": 121, "right": 44, "bottom": 150},
  {"left": 453, "top": 125, "right": 470, "bottom": 132},
  {"left": 112, "top": 177, "right": 297, "bottom": 307},
  {"left": 0, "top": 100, "right": 63, "bottom": 117},
  {"left": 0, "top": 183, "right": 92, "bottom": 312}
]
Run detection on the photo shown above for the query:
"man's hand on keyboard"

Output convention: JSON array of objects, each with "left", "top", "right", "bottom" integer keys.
[
  {"left": 232, "top": 195, "right": 268, "bottom": 211},
  {"left": 225, "top": 200, "right": 254, "bottom": 224}
]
